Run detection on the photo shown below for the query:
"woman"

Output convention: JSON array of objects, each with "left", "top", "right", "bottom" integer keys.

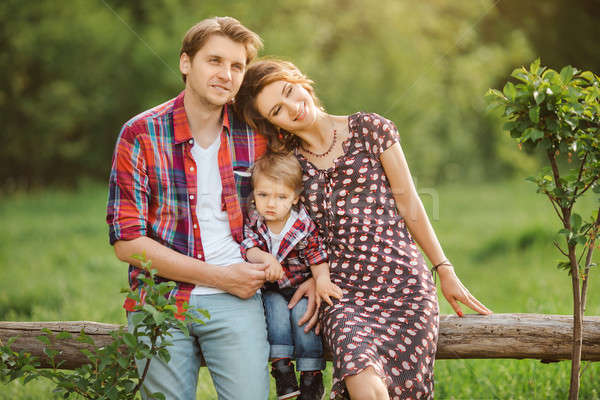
[{"left": 236, "top": 59, "right": 492, "bottom": 400}]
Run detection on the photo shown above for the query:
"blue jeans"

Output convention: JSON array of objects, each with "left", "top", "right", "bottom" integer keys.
[
  {"left": 127, "top": 292, "right": 269, "bottom": 400},
  {"left": 263, "top": 288, "right": 325, "bottom": 371}
]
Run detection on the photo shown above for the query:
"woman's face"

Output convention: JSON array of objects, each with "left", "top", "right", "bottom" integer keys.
[{"left": 254, "top": 80, "right": 318, "bottom": 133}]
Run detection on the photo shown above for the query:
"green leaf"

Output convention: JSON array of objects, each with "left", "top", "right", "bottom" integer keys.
[
  {"left": 36, "top": 335, "right": 51, "bottom": 346},
  {"left": 158, "top": 348, "right": 171, "bottom": 363},
  {"left": 580, "top": 71, "right": 595, "bottom": 82},
  {"left": 153, "top": 312, "right": 166, "bottom": 325},
  {"left": 198, "top": 309, "right": 211, "bottom": 320},
  {"left": 530, "top": 58, "right": 541, "bottom": 75},
  {"left": 503, "top": 82, "right": 517, "bottom": 101},
  {"left": 570, "top": 213, "right": 583, "bottom": 231},
  {"left": 151, "top": 392, "right": 166, "bottom": 400},
  {"left": 486, "top": 88, "right": 506, "bottom": 100},
  {"left": 560, "top": 66, "right": 574, "bottom": 84},
  {"left": 79, "top": 349, "right": 94, "bottom": 360},
  {"left": 77, "top": 330, "right": 94, "bottom": 345},
  {"left": 503, "top": 121, "right": 517, "bottom": 131},
  {"left": 55, "top": 332, "right": 72, "bottom": 340},
  {"left": 122, "top": 333, "right": 137, "bottom": 348},
  {"left": 116, "top": 355, "right": 129, "bottom": 369},
  {"left": 523, "top": 127, "right": 544, "bottom": 141},
  {"left": 130, "top": 312, "right": 146, "bottom": 327},
  {"left": 533, "top": 90, "right": 546, "bottom": 104},
  {"left": 179, "top": 324, "right": 190, "bottom": 337},
  {"left": 529, "top": 106, "right": 540, "bottom": 123},
  {"left": 556, "top": 261, "right": 571, "bottom": 271},
  {"left": 570, "top": 103, "right": 584, "bottom": 115},
  {"left": 43, "top": 348, "right": 58, "bottom": 359},
  {"left": 564, "top": 116, "right": 578, "bottom": 130},
  {"left": 511, "top": 67, "right": 530, "bottom": 83},
  {"left": 142, "top": 304, "right": 157, "bottom": 315},
  {"left": 542, "top": 68, "right": 558, "bottom": 80}
]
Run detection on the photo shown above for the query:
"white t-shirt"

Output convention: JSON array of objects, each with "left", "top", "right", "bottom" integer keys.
[
  {"left": 268, "top": 209, "right": 299, "bottom": 259},
  {"left": 190, "top": 135, "right": 244, "bottom": 295}
]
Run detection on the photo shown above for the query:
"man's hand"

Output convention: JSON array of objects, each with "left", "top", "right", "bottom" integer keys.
[
  {"left": 264, "top": 254, "right": 284, "bottom": 282},
  {"left": 315, "top": 275, "right": 343, "bottom": 307},
  {"left": 288, "top": 278, "right": 320, "bottom": 334},
  {"left": 220, "top": 262, "right": 267, "bottom": 299}
]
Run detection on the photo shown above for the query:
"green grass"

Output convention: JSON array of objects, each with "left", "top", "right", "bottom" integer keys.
[{"left": 1, "top": 179, "right": 599, "bottom": 399}]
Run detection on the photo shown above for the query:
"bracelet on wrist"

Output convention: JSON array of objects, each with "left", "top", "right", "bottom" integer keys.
[{"left": 430, "top": 259, "right": 453, "bottom": 284}]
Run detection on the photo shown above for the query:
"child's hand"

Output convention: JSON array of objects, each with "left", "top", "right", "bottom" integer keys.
[
  {"left": 265, "top": 254, "right": 284, "bottom": 282},
  {"left": 315, "top": 275, "right": 343, "bottom": 306}
]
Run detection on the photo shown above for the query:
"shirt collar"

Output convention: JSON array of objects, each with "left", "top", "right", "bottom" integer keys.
[
  {"left": 172, "top": 90, "right": 231, "bottom": 144},
  {"left": 248, "top": 203, "right": 313, "bottom": 237}
]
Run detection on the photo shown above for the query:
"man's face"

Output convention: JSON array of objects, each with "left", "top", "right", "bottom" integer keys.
[{"left": 180, "top": 35, "right": 247, "bottom": 108}]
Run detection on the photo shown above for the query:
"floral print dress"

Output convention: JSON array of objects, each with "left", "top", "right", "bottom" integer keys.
[{"left": 297, "top": 112, "right": 439, "bottom": 400}]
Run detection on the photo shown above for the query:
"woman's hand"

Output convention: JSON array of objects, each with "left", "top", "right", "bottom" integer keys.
[{"left": 437, "top": 265, "right": 492, "bottom": 316}]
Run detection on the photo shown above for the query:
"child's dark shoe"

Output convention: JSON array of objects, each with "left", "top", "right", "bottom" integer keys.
[
  {"left": 298, "top": 370, "right": 324, "bottom": 400},
  {"left": 271, "top": 358, "right": 301, "bottom": 400}
]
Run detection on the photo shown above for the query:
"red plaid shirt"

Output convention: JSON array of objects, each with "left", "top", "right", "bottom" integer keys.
[
  {"left": 107, "top": 91, "right": 266, "bottom": 314},
  {"left": 240, "top": 204, "right": 328, "bottom": 289}
]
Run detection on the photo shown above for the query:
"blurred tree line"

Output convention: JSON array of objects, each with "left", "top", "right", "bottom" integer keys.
[{"left": 1, "top": 0, "right": 598, "bottom": 190}]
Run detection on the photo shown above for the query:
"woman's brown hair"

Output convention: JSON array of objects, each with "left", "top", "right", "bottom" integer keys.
[{"left": 235, "top": 59, "right": 322, "bottom": 153}]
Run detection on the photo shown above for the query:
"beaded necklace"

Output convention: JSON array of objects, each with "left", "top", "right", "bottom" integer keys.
[{"left": 300, "top": 128, "right": 337, "bottom": 158}]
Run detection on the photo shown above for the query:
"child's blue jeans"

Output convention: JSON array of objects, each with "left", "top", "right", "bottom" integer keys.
[{"left": 263, "top": 287, "right": 326, "bottom": 371}]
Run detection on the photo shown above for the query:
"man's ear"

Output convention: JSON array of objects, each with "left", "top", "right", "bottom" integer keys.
[
  {"left": 179, "top": 52, "right": 191, "bottom": 75},
  {"left": 293, "top": 195, "right": 300, "bottom": 205}
]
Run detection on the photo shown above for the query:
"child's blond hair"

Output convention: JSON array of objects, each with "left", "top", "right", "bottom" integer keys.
[{"left": 251, "top": 152, "right": 303, "bottom": 195}]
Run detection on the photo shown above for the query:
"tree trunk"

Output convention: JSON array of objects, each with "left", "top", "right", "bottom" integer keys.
[
  {"left": 1, "top": 314, "right": 600, "bottom": 369},
  {"left": 568, "top": 247, "right": 583, "bottom": 400}
]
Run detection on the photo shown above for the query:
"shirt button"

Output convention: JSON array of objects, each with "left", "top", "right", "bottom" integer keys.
[
  {"left": 189, "top": 195, "right": 194, "bottom": 200},
  {"left": 197, "top": 254, "right": 202, "bottom": 259},
  {"left": 190, "top": 166, "right": 194, "bottom": 172},
  {"left": 188, "top": 139, "right": 193, "bottom": 144},
  {"left": 193, "top": 224, "right": 197, "bottom": 229}
]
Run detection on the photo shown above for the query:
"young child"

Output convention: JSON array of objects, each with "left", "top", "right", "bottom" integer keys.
[{"left": 241, "top": 152, "right": 342, "bottom": 400}]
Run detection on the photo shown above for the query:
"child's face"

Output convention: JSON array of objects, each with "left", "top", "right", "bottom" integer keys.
[{"left": 253, "top": 176, "right": 299, "bottom": 225}]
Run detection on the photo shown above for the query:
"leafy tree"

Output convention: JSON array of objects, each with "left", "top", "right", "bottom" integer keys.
[
  {"left": 1, "top": 255, "right": 208, "bottom": 399},
  {"left": 1, "top": 0, "right": 539, "bottom": 189},
  {"left": 487, "top": 60, "right": 600, "bottom": 399}
]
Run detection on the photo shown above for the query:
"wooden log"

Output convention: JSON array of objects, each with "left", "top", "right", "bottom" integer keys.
[
  {"left": 0, "top": 321, "right": 122, "bottom": 370},
  {"left": 436, "top": 314, "right": 600, "bottom": 361},
  {"left": 1, "top": 314, "right": 599, "bottom": 370}
]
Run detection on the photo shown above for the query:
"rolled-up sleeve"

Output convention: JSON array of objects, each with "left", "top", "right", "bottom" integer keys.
[
  {"left": 299, "top": 221, "right": 328, "bottom": 266},
  {"left": 240, "top": 222, "right": 266, "bottom": 260},
  {"left": 106, "top": 124, "right": 150, "bottom": 245}
]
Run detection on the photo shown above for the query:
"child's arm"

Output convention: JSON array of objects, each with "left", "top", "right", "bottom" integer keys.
[
  {"left": 241, "top": 215, "right": 284, "bottom": 283},
  {"left": 246, "top": 247, "right": 284, "bottom": 282},
  {"left": 310, "top": 262, "right": 343, "bottom": 306}
]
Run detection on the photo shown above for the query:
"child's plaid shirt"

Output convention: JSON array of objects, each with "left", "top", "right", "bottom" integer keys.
[{"left": 240, "top": 204, "right": 328, "bottom": 289}]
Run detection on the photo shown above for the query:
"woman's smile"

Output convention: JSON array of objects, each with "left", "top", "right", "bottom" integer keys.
[{"left": 294, "top": 102, "right": 307, "bottom": 121}]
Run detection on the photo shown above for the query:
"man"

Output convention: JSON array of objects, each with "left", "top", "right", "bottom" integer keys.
[{"left": 107, "top": 17, "right": 316, "bottom": 400}]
